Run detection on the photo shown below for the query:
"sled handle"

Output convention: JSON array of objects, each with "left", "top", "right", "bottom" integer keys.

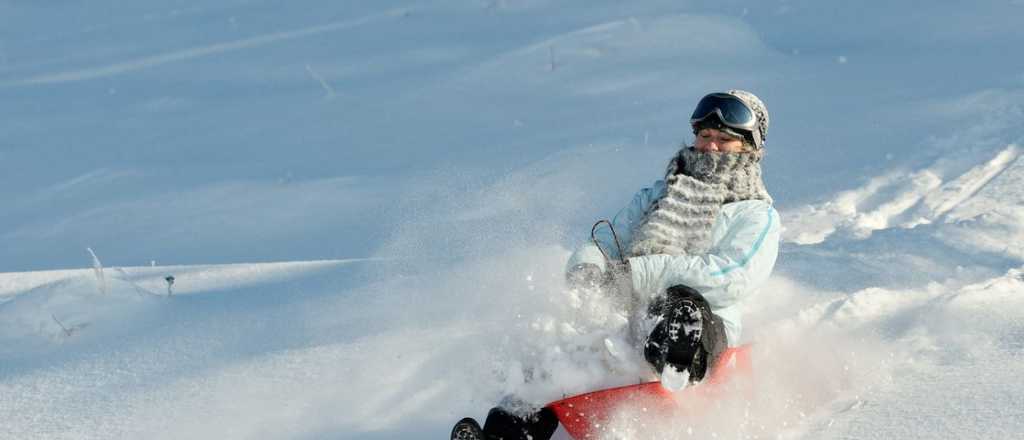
[{"left": 591, "top": 219, "right": 626, "bottom": 264}]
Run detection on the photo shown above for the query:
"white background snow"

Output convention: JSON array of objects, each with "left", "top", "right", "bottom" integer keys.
[{"left": 2, "top": 1, "right": 1023, "bottom": 438}]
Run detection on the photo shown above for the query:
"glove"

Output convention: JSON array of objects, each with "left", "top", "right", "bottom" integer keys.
[
  {"left": 605, "top": 259, "right": 632, "bottom": 290},
  {"left": 566, "top": 260, "right": 631, "bottom": 290},
  {"left": 565, "top": 263, "right": 604, "bottom": 289}
]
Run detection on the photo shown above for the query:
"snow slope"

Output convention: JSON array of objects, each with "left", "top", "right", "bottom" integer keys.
[{"left": 2, "top": 1, "right": 1024, "bottom": 438}]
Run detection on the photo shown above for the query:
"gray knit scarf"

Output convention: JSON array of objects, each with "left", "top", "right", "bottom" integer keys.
[{"left": 627, "top": 147, "right": 772, "bottom": 257}]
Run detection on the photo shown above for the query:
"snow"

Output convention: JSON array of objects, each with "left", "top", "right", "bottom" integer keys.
[
  {"left": 2, "top": 1, "right": 1024, "bottom": 438},
  {"left": 659, "top": 365, "right": 690, "bottom": 392}
]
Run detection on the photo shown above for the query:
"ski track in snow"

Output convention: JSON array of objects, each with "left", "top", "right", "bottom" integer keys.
[
  {"left": 784, "top": 144, "right": 1022, "bottom": 244},
  {"left": 910, "top": 144, "right": 1020, "bottom": 226},
  {"left": 0, "top": 8, "right": 410, "bottom": 87}
]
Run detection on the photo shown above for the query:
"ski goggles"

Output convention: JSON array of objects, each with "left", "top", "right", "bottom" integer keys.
[{"left": 689, "top": 93, "right": 757, "bottom": 131}]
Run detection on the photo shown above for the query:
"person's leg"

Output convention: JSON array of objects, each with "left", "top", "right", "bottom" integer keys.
[
  {"left": 482, "top": 406, "right": 559, "bottom": 440},
  {"left": 643, "top": 285, "right": 727, "bottom": 381},
  {"left": 451, "top": 417, "right": 485, "bottom": 440}
]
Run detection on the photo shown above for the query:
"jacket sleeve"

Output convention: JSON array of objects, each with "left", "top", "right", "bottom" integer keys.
[
  {"left": 565, "top": 181, "right": 665, "bottom": 273},
  {"left": 627, "top": 201, "right": 780, "bottom": 309}
]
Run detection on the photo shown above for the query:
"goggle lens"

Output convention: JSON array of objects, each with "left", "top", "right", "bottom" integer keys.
[{"left": 689, "top": 93, "right": 756, "bottom": 130}]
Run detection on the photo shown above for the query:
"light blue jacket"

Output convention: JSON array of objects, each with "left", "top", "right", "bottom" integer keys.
[{"left": 567, "top": 180, "right": 781, "bottom": 346}]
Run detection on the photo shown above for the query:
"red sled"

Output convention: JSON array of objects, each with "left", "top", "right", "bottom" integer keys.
[{"left": 545, "top": 345, "right": 753, "bottom": 439}]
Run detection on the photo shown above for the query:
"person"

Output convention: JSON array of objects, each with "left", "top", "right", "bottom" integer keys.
[{"left": 451, "top": 90, "right": 781, "bottom": 440}]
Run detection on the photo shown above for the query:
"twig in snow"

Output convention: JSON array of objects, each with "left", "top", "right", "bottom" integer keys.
[
  {"left": 86, "top": 247, "right": 107, "bottom": 295},
  {"left": 305, "top": 64, "right": 336, "bottom": 100},
  {"left": 114, "top": 267, "right": 156, "bottom": 298},
  {"left": 51, "top": 314, "right": 73, "bottom": 337}
]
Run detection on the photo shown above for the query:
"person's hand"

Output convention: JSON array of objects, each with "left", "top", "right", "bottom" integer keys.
[
  {"left": 566, "top": 263, "right": 604, "bottom": 289},
  {"left": 605, "top": 259, "right": 632, "bottom": 290}
]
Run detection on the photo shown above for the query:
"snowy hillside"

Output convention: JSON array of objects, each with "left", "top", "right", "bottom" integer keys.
[{"left": 2, "top": 1, "right": 1023, "bottom": 439}]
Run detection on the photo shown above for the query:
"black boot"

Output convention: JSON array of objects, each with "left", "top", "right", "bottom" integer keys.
[
  {"left": 482, "top": 407, "right": 559, "bottom": 440},
  {"left": 451, "top": 417, "right": 485, "bottom": 440},
  {"left": 644, "top": 285, "right": 726, "bottom": 382},
  {"left": 644, "top": 296, "right": 702, "bottom": 376}
]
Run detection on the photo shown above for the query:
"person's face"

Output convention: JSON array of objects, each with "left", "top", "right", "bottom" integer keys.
[{"left": 694, "top": 128, "right": 747, "bottom": 153}]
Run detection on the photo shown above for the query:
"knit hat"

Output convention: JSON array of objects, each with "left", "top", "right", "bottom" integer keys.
[{"left": 724, "top": 89, "right": 769, "bottom": 149}]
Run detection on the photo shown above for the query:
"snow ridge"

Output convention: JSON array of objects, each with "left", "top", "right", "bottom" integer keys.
[{"left": 785, "top": 144, "right": 1022, "bottom": 244}]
